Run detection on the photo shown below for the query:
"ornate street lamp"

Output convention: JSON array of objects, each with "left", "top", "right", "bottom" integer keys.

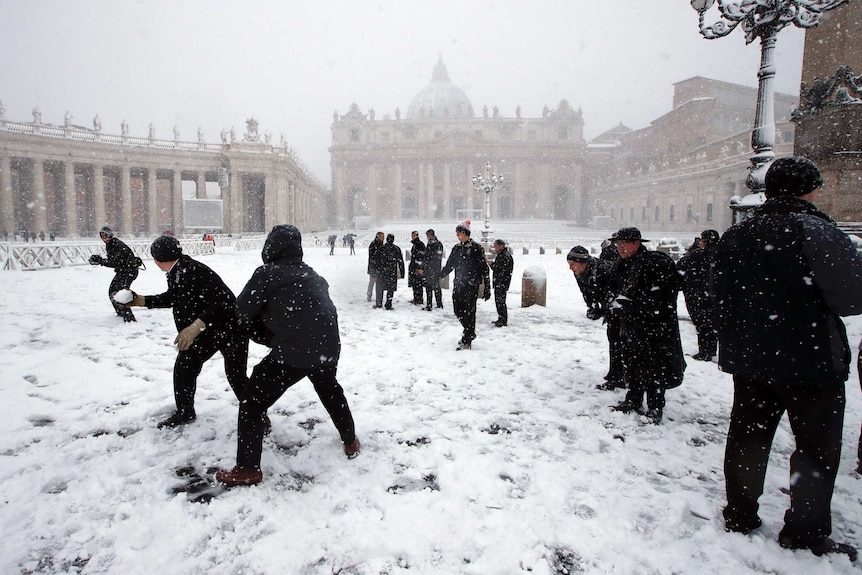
[
  {"left": 690, "top": 0, "right": 849, "bottom": 219},
  {"left": 472, "top": 161, "right": 503, "bottom": 254}
]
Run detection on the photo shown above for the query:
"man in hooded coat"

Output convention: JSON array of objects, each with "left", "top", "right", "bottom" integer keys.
[
  {"left": 216, "top": 225, "right": 359, "bottom": 486},
  {"left": 373, "top": 233, "right": 405, "bottom": 310}
]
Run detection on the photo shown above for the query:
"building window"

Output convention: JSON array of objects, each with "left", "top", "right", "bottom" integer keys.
[
  {"left": 669, "top": 205, "right": 675, "bottom": 222},
  {"left": 686, "top": 204, "right": 694, "bottom": 222},
  {"left": 642, "top": 206, "right": 647, "bottom": 221},
  {"left": 706, "top": 203, "right": 714, "bottom": 222},
  {"left": 558, "top": 126, "right": 568, "bottom": 140},
  {"left": 349, "top": 129, "right": 359, "bottom": 143},
  {"left": 655, "top": 205, "right": 660, "bottom": 222}
]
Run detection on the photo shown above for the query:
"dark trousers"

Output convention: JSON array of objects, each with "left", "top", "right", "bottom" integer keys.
[
  {"left": 412, "top": 283, "right": 424, "bottom": 304},
  {"left": 493, "top": 285, "right": 508, "bottom": 324},
  {"left": 173, "top": 327, "right": 249, "bottom": 415},
  {"left": 620, "top": 329, "right": 664, "bottom": 410},
  {"left": 606, "top": 320, "right": 624, "bottom": 383},
  {"left": 236, "top": 354, "right": 356, "bottom": 469},
  {"left": 425, "top": 280, "right": 443, "bottom": 308},
  {"left": 452, "top": 286, "right": 479, "bottom": 343},
  {"left": 688, "top": 297, "right": 717, "bottom": 356},
  {"left": 723, "top": 375, "right": 845, "bottom": 543},
  {"left": 109, "top": 270, "right": 138, "bottom": 321},
  {"left": 375, "top": 276, "right": 394, "bottom": 308}
]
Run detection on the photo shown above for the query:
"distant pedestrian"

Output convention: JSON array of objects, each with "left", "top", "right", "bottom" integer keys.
[
  {"left": 88, "top": 226, "right": 140, "bottom": 323},
  {"left": 676, "top": 229, "right": 720, "bottom": 361},
  {"left": 328, "top": 234, "right": 336, "bottom": 256},
  {"left": 436, "top": 221, "right": 490, "bottom": 350},
  {"left": 567, "top": 245, "right": 622, "bottom": 390},
  {"left": 216, "top": 225, "right": 359, "bottom": 486},
  {"left": 713, "top": 156, "right": 862, "bottom": 560},
  {"left": 489, "top": 239, "right": 513, "bottom": 327},
  {"left": 367, "top": 232, "right": 384, "bottom": 302},
  {"left": 373, "top": 233, "right": 404, "bottom": 310},
  {"left": 408, "top": 231, "right": 426, "bottom": 305},
  {"left": 423, "top": 229, "right": 444, "bottom": 310},
  {"left": 348, "top": 234, "right": 355, "bottom": 255}
]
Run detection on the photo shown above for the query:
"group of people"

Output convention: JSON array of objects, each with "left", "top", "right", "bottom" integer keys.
[
  {"left": 567, "top": 157, "right": 862, "bottom": 561},
  {"left": 365, "top": 221, "right": 513, "bottom": 350},
  {"left": 90, "top": 226, "right": 360, "bottom": 487}
]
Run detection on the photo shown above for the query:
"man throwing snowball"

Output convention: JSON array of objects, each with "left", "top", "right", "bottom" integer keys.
[{"left": 124, "top": 235, "right": 249, "bottom": 428}]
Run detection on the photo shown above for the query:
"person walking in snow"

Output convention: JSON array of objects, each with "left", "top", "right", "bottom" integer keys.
[
  {"left": 373, "top": 233, "right": 405, "bottom": 310},
  {"left": 88, "top": 226, "right": 140, "bottom": 323},
  {"left": 435, "top": 220, "right": 490, "bottom": 350},
  {"left": 713, "top": 156, "right": 862, "bottom": 560},
  {"left": 607, "top": 227, "right": 685, "bottom": 424},
  {"left": 216, "top": 225, "right": 359, "bottom": 487},
  {"left": 423, "top": 229, "right": 444, "bottom": 310},
  {"left": 408, "top": 230, "right": 426, "bottom": 305},
  {"left": 676, "top": 229, "right": 720, "bottom": 361},
  {"left": 489, "top": 239, "right": 513, "bottom": 327},
  {"left": 123, "top": 234, "right": 249, "bottom": 429},
  {"left": 366, "top": 231, "right": 384, "bottom": 302},
  {"left": 567, "top": 245, "right": 622, "bottom": 390}
]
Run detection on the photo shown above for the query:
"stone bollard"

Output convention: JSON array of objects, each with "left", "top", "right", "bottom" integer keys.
[
  {"left": 523, "top": 247, "right": 529, "bottom": 255},
  {"left": 555, "top": 246, "right": 562, "bottom": 255},
  {"left": 522, "top": 266, "right": 547, "bottom": 307},
  {"left": 539, "top": 246, "right": 545, "bottom": 254}
]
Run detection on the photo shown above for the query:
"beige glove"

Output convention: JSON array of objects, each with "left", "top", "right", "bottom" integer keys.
[
  {"left": 128, "top": 293, "right": 146, "bottom": 307},
  {"left": 175, "top": 318, "right": 206, "bottom": 351}
]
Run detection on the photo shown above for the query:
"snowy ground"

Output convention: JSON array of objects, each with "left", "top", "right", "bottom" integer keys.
[{"left": 1, "top": 226, "right": 861, "bottom": 574}]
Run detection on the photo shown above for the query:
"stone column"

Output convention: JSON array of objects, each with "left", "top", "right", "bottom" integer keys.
[
  {"left": 425, "top": 162, "right": 435, "bottom": 220},
  {"left": 1, "top": 155, "right": 15, "bottom": 235},
  {"left": 64, "top": 161, "right": 78, "bottom": 237},
  {"left": 418, "top": 164, "right": 425, "bottom": 219},
  {"left": 264, "top": 170, "right": 278, "bottom": 231},
  {"left": 147, "top": 167, "right": 159, "bottom": 235},
  {"left": 393, "top": 163, "right": 403, "bottom": 220},
  {"left": 366, "top": 165, "right": 377, "bottom": 219},
  {"left": 93, "top": 164, "right": 106, "bottom": 228},
  {"left": 121, "top": 165, "right": 133, "bottom": 234},
  {"left": 172, "top": 170, "right": 183, "bottom": 234},
  {"left": 229, "top": 169, "right": 242, "bottom": 233},
  {"left": 466, "top": 162, "right": 475, "bottom": 211},
  {"left": 443, "top": 163, "right": 451, "bottom": 220},
  {"left": 196, "top": 172, "right": 207, "bottom": 199},
  {"left": 32, "top": 159, "right": 48, "bottom": 235},
  {"left": 333, "top": 163, "right": 345, "bottom": 227}
]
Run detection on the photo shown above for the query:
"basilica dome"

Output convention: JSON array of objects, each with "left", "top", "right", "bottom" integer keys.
[{"left": 406, "top": 57, "right": 474, "bottom": 120}]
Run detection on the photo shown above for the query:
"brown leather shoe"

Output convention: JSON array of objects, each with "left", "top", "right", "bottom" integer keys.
[
  {"left": 344, "top": 437, "right": 361, "bottom": 459},
  {"left": 215, "top": 465, "right": 263, "bottom": 486}
]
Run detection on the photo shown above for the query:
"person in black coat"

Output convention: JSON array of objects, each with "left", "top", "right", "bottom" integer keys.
[
  {"left": 675, "top": 229, "right": 720, "bottom": 360},
  {"left": 607, "top": 228, "right": 685, "bottom": 424},
  {"left": 423, "top": 229, "right": 444, "bottom": 310},
  {"left": 567, "top": 245, "right": 622, "bottom": 390},
  {"left": 88, "top": 226, "right": 140, "bottom": 322},
  {"left": 436, "top": 220, "right": 490, "bottom": 350},
  {"left": 408, "top": 231, "right": 426, "bottom": 305},
  {"left": 713, "top": 157, "right": 862, "bottom": 560},
  {"left": 124, "top": 235, "right": 249, "bottom": 429},
  {"left": 366, "top": 231, "right": 384, "bottom": 302},
  {"left": 216, "top": 224, "right": 359, "bottom": 487},
  {"left": 373, "top": 234, "right": 405, "bottom": 310},
  {"left": 489, "top": 239, "right": 513, "bottom": 327}
]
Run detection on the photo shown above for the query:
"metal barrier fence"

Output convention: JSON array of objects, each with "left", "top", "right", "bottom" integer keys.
[{"left": 1, "top": 240, "right": 215, "bottom": 271}]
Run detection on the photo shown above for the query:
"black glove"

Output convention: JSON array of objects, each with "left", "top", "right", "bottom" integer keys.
[
  {"left": 483, "top": 287, "right": 491, "bottom": 301},
  {"left": 89, "top": 254, "right": 105, "bottom": 266},
  {"left": 607, "top": 296, "right": 631, "bottom": 320},
  {"left": 586, "top": 308, "right": 603, "bottom": 321}
]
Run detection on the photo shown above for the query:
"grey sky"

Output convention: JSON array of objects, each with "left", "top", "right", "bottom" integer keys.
[{"left": 0, "top": 0, "right": 805, "bottom": 186}]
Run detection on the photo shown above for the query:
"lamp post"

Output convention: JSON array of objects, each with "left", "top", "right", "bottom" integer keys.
[
  {"left": 690, "top": 0, "right": 849, "bottom": 219},
  {"left": 472, "top": 161, "right": 503, "bottom": 254}
]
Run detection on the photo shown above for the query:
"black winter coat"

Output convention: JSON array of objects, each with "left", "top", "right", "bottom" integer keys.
[
  {"left": 146, "top": 255, "right": 239, "bottom": 333},
  {"left": 713, "top": 197, "right": 862, "bottom": 383},
  {"left": 374, "top": 240, "right": 405, "bottom": 291},
  {"left": 612, "top": 246, "right": 686, "bottom": 388},
  {"left": 103, "top": 237, "right": 139, "bottom": 274},
  {"left": 676, "top": 245, "right": 716, "bottom": 318},
  {"left": 237, "top": 225, "right": 341, "bottom": 369},
  {"left": 575, "top": 256, "right": 615, "bottom": 315},
  {"left": 367, "top": 237, "right": 383, "bottom": 275},
  {"left": 490, "top": 248, "right": 513, "bottom": 291},
  {"left": 424, "top": 236, "right": 444, "bottom": 277},
  {"left": 439, "top": 238, "right": 490, "bottom": 293},
  {"left": 408, "top": 238, "right": 426, "bottom": 288}
]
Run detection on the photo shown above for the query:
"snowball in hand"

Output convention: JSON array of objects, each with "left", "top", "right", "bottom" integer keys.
[{"left": 113, "top": 289, "right": 134, "bottom": 304}]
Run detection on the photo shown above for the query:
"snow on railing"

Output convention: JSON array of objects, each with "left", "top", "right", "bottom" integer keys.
[{"left": 0, "top": 240, "right": 215, "bottom": 271}]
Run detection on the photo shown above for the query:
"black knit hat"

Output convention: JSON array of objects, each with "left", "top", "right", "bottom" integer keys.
[
  {"left": 765, "top": 156, "right": 822, "bottom": 198},
  {"left": 150, "top": 235, "right": 182, "bottom": 262},
  {"left": 99, "top": 226, "right": 113, "bottom": 238},
  {"left": 700, "top": 229, "right": 720, "bottom": 247},
  {"left": 566, "top": 245, "right": 590, "bottom": 262}
]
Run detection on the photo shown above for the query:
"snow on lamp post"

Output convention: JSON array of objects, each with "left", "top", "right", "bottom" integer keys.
[
  {"left": 690, "top": 0, "right": 849, "bottom": 221},
  {"left": 472, "top": 162, "right": 503, "bottom": 254}
]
